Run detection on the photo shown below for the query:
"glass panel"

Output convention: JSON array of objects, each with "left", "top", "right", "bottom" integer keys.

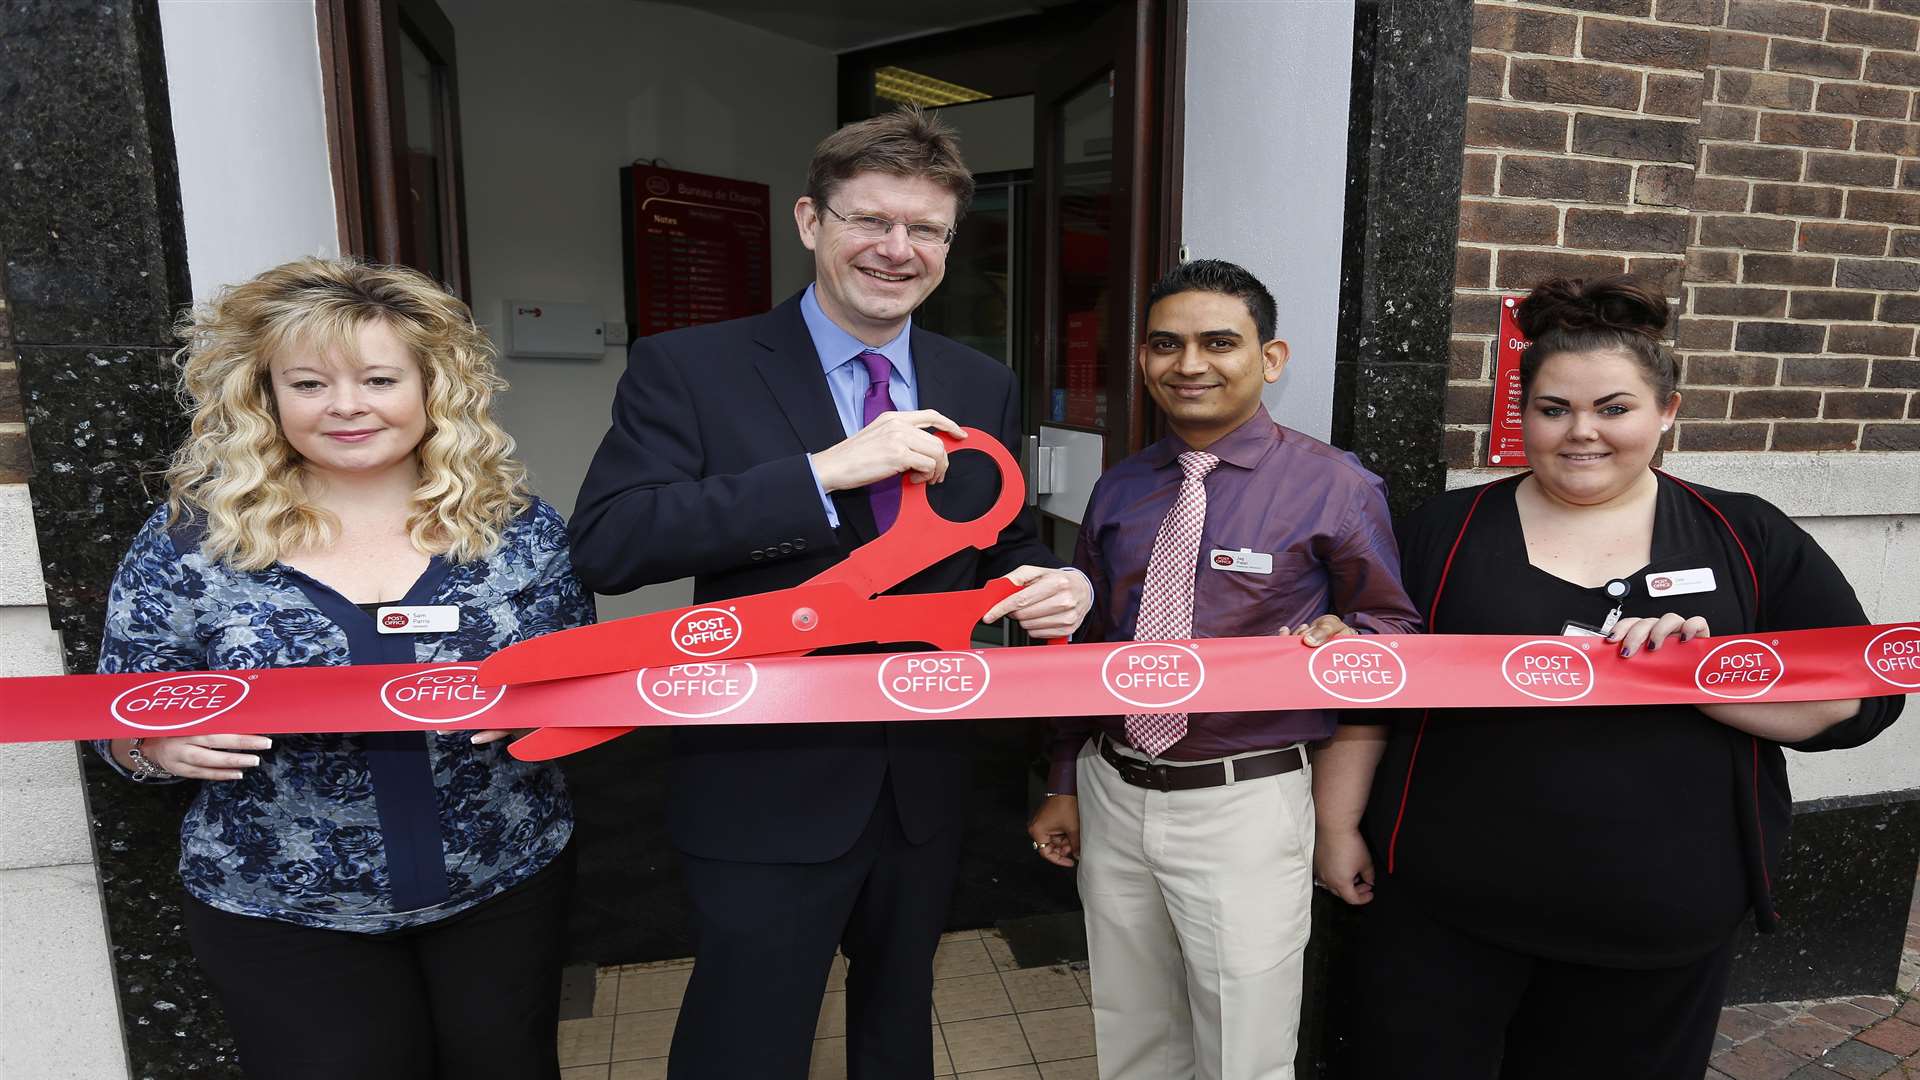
[
  {"left": 913, "top": 183, "right": 1019, "bottom": 366},
  {"left": 1046, "top": 70, "right": 1113, "bottom": 429},
  {"left": 400, "top": 30, "right": 445, "bottom": 282}
]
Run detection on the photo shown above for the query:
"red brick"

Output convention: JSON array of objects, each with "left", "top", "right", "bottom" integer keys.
[
  {"left": 1453, "top": 293, "right": 1503, "bottom": 336},
  {"left": 1846, "top": 190, "right": 1920, "bottom": 225},
  {"left": 1581, "top": 17, "right": 1709, "bottom": 69},
  {"left": 1798, "top": 222, "right": 1889, "bottom": 256},
  {"left": 1769, "top": 38, "right": 1865, "bottom": 79},
  {"left": 1849, "top": 997, "right": 1900, "bottom": 1018},
  {"left": 1463, "top": 153, "right": 1496, "bottom": 196},
  {"left": 1828, "top": 10, "right": 1919, "bottom": 50},
  {"left": 1891, "top": 230, "right": 1920, "bottom": 258},
  {"left": 1855, "top": 1017, "right": 1920, "bottom": 1058},
  {"left": 1900, "top": 998, "right": 1920, "bottom": 1027},
  {"left": 1855, "top": 119, "right": 1920, "bottom": 156},
  {"left": 0, "top": 430, "right": 27, "bottom": 485},
  {"left": 1825, "top": 390, "right": 1908, "bottom": 418},
  {"left": 1443, "top": 427, "right": 1482, "bottom": 469},
  {"left": 1456, "top": 245, "right": 1492, "bottom": 289},
  {"left": 1758, "top": 112, "right": 1854, "bottom": 149},
  {"left": 1735, "top": 322, "right": 1827, "bottom": 353},
  {"left": 1880, "top": 293, "right": 1920, "bottom": 324},
  {"left": 1693, "top": 177, "right": 1751, "bottom": 212},
  {"left": 1783, "top": 356, "right": 1870, "bottom": 384},
  {"left": 1446, "top": 383, "right": 1495, "bottom": 423},
  {"left": 1743, "top": 253, "right": 1836, "bottom": 285},
  {"left": 1495, "top": 249, "right": 1627, "bottom": 289},
  {"left": 1692, "top": 285, "right": 1789, "bottom": 315},
  {"left": 1689, "top": 354, "right": 1779, "bottom": 384},
  {"left": 1828, "top": 324, "right": 1917, "bottom": 356},
  {"left": 1656, "top": 0, "right": 1725, "bottom": 23},
  {"left": 1773, "top": 421, "right": 1862, "bottom": 449},
  {"left": 1709, "top": 29, "right": 1771, "bottom": 69},
  {"left": 1816, "top": 82, "right": 1913, "bottom": 119},
  {"left": 1904, "top": 158, "right": 1920, "bottom": 190},
  {"left": 1806, "top": 152, "right": 1900, "bottom": 187},
  {"left": 1451, "top": 339, "right": 1489, "bottom": 380},
  {"left": 1698, "top": 215, "right": 1797, "bottom": 251},
  {"left": 1507, "top": 58, "right": 1642, "bottom": 109},
  {"left": 1704, "top": 143, "right": 1803, "bottom": 181},
  {"left": 1678, "top": 316, "right": 1737, "bottom": 349},
  {"left": 1469, "top": 51, "right": 1505, "bottom": 99},
  {"left": 1565, "top": 208, "right": 1689, "bottom": 253},
  {"left": 1635, "top": 164, "right": 1693, "bottom": 208},
  {"left": 1630, "top": 256, "right": 1686, "bottom": 297},
  {"left": 1501, "top": 155, "right": 1633, "bottom": 202},
  {"left": 1473, "top": 5, "right": 1578, "bottom": 54},
  {"left": 1862, "top": 422, "right": 1920, "bottom": 449},
  {"left": 1458, "top": 201, "right": 1560, "bottom": 245},
  {"left": 1789, "top": 289, "right": 1878, "bottom": 319},
  {"left": 1701, "top": 104, "right": 1760, "bottom": 140},
  {"left": 1466, "top": 103, "right": 1570, "bottom": 152},
  {"left": 1678, "top": 421, "right": 1770, "bottom": 448},
  {"left": 1764, "top": 1016, "right": 1854, "bottom": 1060},
  {"left": 1836, "top": 257, "right": 1920, "bottom": 290},
  {"left": 1645, "top": 73, "right": 1706, "bottom": 117},
  {"left": 1733, "top": 388, "right": 1823, "bottom": 418},
  {"left": 1726, "top": 0, "right": 1827, "bottom": 39},
  {"left": 1679, "top": 388, "right": 1731, "bottom": 418},
  {"left": 1715, "top": 70, "right": 1816, "bottom": 110},
  {"left": 1866, "top": 50, "right": 1920, "bottom": 87},
  {"left": 1686, "top": 249, "right": 1741, "bottom": 283},
  {"left": 1573, "top": 113, "right": 1696, "bottom": 162},
  {"left": 1871, "top": 359, "right": 1920, "bottom": 388}
]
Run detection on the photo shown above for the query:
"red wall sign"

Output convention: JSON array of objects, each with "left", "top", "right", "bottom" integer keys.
[
  {"left": 623, "top": 164, "right": 773, "bottom": 337},
  {"left": 1488, "top": 295, "right": 1531, "bottom": 467}
]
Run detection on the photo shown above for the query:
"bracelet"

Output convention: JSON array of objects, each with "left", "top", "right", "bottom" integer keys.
[{"left": 126, "top": 738, "right": 172, "bottom": 783}]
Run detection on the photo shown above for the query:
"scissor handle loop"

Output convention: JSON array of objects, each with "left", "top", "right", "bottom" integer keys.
[{"left": 891, "top": 427, "right": 1024, "bottom": 546}]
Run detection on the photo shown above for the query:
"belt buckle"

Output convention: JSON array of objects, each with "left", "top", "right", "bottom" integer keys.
[{"left": 1142, "top": 762, "right": 1173, "bottom": 792}]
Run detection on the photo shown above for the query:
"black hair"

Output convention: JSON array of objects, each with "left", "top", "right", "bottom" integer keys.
[
  {"left": 1515, "top": 275, "right": 1678, "bottom": 400},
  {"left": 1146, "top": 259, "right": 1277, "bottom": 343}
]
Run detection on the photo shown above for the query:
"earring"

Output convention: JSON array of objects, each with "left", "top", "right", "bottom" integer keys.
[{"left": 1661, "top": 424, "right": 1672, "bottom": 432}]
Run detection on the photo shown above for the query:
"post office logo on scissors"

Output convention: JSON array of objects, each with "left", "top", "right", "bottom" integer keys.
[{"left": 671, "top": 607, "right": 744, "bottom": 657}]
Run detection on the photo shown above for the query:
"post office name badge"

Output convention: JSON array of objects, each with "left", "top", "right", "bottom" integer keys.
[
  {"left": 1209, "top": 548, "right": 1273, "bottom": 575},
  {"left": 376, "top": 605, "right": 461, "bottom": 634},
  {"left": 1646, "top": 568, "right": 1716, "bottom": 597}
]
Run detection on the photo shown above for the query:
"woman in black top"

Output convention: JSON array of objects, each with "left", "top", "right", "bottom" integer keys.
[{"left": 1311, "top": 276, "right": 1903, "bottom": 1079}]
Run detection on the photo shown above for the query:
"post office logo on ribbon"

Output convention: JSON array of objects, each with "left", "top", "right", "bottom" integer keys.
[
  {"left": 111, "top": 674, "right": 252, "bottom": 732},
  {"left": 877, "top": 652, "right": 991, "bottom": 714},
  {"left": 637, "top": 662, "right": 759, "bottom": 719},
  {"left": 1308, "top": 638, "right": 1408, "bottom": 704},
  {"left": 1863, "top": 626, "right": 1920, "bottom": 689},
  {"left": 1100, "top": 643, "right": 1205, "bottom": 709},
  {"left": 380, "top": 666, "right": 507, "bottom": 725},
  {"left": 1501, "top": 639, "right": 1594, "bottom": 702},
  {"left": 671, "top": 607, "right": 744, "bottom": 658},
  {"left": 1693, "top": 639, "right": 1785, "bottom": 700}
]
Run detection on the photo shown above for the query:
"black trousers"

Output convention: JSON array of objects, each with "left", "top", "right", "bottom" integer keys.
[
  {"left": 182, "top": 844, "right": 575, "bottom": 1080},
  {"left": 668, "top": 775, "right": 964, "bottom": 1080},
  {"left": 1343, "top": 879, "right": 1737, "bottom": 1080}
]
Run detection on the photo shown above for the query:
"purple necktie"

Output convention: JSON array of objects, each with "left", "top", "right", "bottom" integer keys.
[{"left": 857, "top": 351, "right": 899, "bottom": 531}]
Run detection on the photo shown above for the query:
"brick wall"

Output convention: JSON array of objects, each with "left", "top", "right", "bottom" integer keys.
[
  {"left": 1, "top": 273, "right": 25, "bottom": 484},
  {"left": 1450, "top": 0, "right": 1920, "bottom": 466}
]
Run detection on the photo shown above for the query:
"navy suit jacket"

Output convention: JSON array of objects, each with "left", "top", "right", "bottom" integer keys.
[{"left": 570, "top": 292, "right": 1057, "bottom": 863}]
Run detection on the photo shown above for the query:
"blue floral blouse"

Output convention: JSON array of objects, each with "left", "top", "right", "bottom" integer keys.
[{"left": 94, "top": 499, "right": 592, "bottom": 933}]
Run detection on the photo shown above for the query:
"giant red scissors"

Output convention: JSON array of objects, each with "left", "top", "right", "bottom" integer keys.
[{"left": 479, "top": 428, "right": 1059, "bottom": 761}]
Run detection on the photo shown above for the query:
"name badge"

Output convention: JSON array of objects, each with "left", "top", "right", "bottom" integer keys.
[
  {"left": 1561, "top": 621, "right": 1607, "bottom": 639},
  {"left": 376, "top": 605, "right": 460, "bottom": 634},
  {"left": 1209, "top": 548, "right": 1273, "bottom": 575},
  {"left": 1646, "top": 568, "right": 1716, "bottom": 598}
]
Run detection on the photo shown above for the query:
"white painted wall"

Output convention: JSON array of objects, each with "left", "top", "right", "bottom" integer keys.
[
  {"left": 1451, "top": 454, "right": 1919, "bottom": 803},
  {"left": 441, "top": 0, "right": 836, "bottom": 619},
  {"left": 158, "top": 0, "right": 340, "bottom": 303},
  {"left": 1179, "top": 0, "right": 1354, "bottom": 444}
]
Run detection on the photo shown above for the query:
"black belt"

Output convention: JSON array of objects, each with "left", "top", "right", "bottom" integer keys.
[{"left": 1098, "top": 736, "right": 1304, "bottom": 792}]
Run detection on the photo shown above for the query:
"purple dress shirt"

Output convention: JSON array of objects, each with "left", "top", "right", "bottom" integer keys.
[{"left": 1045, "top": 412, "right": 1422, "bottom": 793}]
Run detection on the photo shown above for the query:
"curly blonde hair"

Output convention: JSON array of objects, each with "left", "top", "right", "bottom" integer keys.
[{"left": 165, "top": 257, "right": 529, "bottom": 569}]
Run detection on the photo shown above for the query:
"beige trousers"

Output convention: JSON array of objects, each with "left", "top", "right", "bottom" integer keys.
[{"left": 1075, "top": 738, "right": 1315, "bottom": 1080}]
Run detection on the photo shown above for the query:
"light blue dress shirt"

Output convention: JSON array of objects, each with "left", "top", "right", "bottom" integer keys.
[{"left": 801, "top": 283, "right": 916, "bottom": 527}]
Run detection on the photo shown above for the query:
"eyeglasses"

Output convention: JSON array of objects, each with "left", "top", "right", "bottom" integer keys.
[{"left": 821, "top": 204, "right": 956, "bottom": 248}]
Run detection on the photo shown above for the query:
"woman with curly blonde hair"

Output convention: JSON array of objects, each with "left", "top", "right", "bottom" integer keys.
[{"left": 92, "top": 257, "right": 592, "bottom": 1080}]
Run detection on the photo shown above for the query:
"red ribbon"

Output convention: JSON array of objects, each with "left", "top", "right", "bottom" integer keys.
[{"left": 4, "top": 623, "right": 1914, "bottom": 747}]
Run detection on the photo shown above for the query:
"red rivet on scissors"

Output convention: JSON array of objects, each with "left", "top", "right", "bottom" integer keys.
[{"left": 792, "top": 607, "right": 818, "bottom": 631}]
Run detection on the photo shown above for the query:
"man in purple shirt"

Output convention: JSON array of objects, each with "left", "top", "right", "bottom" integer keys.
[{"left": 1027, "top": 259, "right": 1420, "bottom": 1079}]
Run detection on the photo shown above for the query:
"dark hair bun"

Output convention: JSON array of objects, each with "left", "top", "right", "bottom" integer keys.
[{"left": 1515, "top": 275, "right": 1668, "bottom": 342}]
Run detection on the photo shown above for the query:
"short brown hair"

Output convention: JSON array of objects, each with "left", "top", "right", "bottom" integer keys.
[{"left": 805, "top": 105, "right": 975, "bottom": 220}]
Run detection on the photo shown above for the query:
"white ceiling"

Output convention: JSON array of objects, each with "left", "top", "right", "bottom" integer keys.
[{"left": 652, "top": 0, "right": 1057, "bottom": 52}]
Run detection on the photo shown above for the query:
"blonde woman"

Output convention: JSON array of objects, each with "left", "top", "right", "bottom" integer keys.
[{"left": 92, "top": 258, "right": 591, "bottom": 1080}]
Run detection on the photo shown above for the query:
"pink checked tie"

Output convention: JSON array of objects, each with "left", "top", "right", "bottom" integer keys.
[
  {"left": 1124, "top": 450, "right": 1220, "bottom": 756},
  {"left": 857, "top": 351, "right": 900, "bottom": 531}
]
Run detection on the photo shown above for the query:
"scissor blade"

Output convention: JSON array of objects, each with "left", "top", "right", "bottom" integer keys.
[{"left": 509, "top": 726, "right": 628, "bottom": 761}]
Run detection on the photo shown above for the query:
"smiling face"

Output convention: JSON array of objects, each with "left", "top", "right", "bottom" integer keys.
[
  {"left": 1522, "top": 348, "right": 1681, "bottom": 505},
  {"left": 1138, "top": 289, "right": 1289, "bottom": 449},
  {"left": 795, "top": 170, "right": 957, "bottom": 345},
  {"left": 270, "top": 319, "right": 428, "bottom": 481}
]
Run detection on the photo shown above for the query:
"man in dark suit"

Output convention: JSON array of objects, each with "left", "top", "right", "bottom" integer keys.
[{"left": 570, "top": 106, "right": 1090, "bottom": 1079}]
